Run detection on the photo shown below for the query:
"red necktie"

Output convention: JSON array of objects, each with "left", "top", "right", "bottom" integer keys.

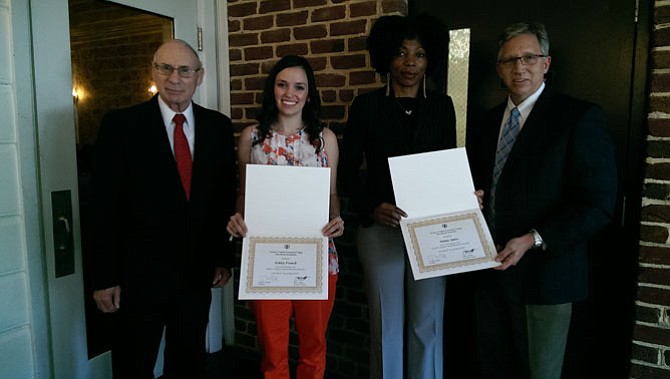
[{"left": 173, "top": 114, "right": 192, "bottom": 199}]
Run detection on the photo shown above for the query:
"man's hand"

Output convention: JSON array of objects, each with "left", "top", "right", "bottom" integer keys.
[
  {"left": 93, "top": 286, "right": 121, "bottom": 313},
  {"left": 212, "top": 267, "right": 231, "bottom": 288},
  {"left": 494, "top": 233, "right": 535, "bottom": 270}
]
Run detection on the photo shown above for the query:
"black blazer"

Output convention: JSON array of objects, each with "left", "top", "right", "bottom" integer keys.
[
  {"left": 90, "top": 95, "right": 237, "bottom": 295},
  {"left": 466, "top": 87, "right": 617, "bottom": 304},
  {"left": 340, "top": 87, "right": 457, "bottom": 226}
]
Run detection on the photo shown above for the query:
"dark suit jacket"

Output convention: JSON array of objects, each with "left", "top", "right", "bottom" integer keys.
[
  {"left": 340, "top": 87, "right": 457, "bottom": 226},
  {"left": 90, "top": 95, "right": 237, "bottom": 298},
  {"left": 467, "top": 87, "right": 617, "bottom": 304}
]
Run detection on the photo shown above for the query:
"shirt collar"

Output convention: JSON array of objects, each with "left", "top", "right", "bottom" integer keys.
[
  {"left": 157, "top": 95, "right": 195, "bottom": 129},
  {"left": 506, "top": 82, "right": 545, "bottom": 120}
]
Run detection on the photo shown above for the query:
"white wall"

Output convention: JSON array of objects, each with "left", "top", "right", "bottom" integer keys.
[{"left": 0, "top": 0, "right": 51, "bottom": 378}]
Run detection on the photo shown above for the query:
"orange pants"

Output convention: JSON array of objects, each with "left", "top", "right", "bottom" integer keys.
[{"left": 253, "top": 274, "right": 338, "bottom": 379}]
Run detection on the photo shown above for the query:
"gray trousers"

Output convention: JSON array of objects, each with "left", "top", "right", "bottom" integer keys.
[{"left": 357, "top": 223, "right": 447, "bottom": 379}]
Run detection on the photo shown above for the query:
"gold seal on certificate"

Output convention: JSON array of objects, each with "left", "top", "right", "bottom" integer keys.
[
  {"left": 238, "top": 165, "right": 331, "bottom": 299},
  {"left": 389, "top": 148, "right": 500, "bottom": 280}
]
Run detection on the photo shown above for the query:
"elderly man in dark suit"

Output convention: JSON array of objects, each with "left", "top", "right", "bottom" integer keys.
[
  {"left": 90, "top": 39, "right": 237, "bottom": 379},
  {"left": 466, "top": 22, "right": 617, "bottom": 379}
]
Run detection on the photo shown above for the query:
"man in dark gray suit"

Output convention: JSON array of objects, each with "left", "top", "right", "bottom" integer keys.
[
  {"left": 90, "top": 39, "right": 236, "bottom": 379},
  {"left": 466, "top": 22, "right": 617, "bottom": 379}
]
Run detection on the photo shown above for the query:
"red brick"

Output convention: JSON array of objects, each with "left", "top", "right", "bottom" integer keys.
[
  {"left": 244, "top": 15, "right": 274, "bottom": 31},
  {"left": 635, "top": 286, "right": 670, "bottom": 308},
  {"left": 648, "top": 95, "right": 670, "bottom": 113},
  {"left": 306, "top": 57, "right": 328, "bottom": 71},
  {"left": 639, "top": 246, "right": 670, "bottom": 265},
  {"left": 647, "top": 118, "right": 670, "bottom": 138},
  {"left": 350, "top": 1, "right": 377, "bottom": 18},
  {"left": 229, "top": 19, "right": 241, "bottom": 33},
  {"left": 259, "top": 0, "right": 290, "bottom": 14},
  {"left": 294, "top": 25, "right": 328, "bottom": 40},
  {"left": 244, "top": 46, "right": 274, "bottom": 61},
  {"left": 647, "top": 140, "right": 670, "bottom": 159},
  {"left": 330, "top": 20, "right": 368, "bottom": 36},
  {"left": 348, "top": 36, "right": 368, "bottom": 51},
  {"left": 245, "top": 76, "right": 266, "bottom": 91},
  {"left": 638, "top": 266, "right": 670, "bottom": 287},
  {"left": 641, "top": 204, "right": 670, "bottom": 223},
  {"left": 231, "top": 92, "right": 255, "bottom": 105},
  {"left": 230, "top": 62, "right": 260, "bottom": 76},
  {"left": 312, "top": 5, "right": 346, "bottom": 22},
  {"left": 293, "top": 0, "right": 326, "bottom": 7},
  {"left": 652, "top": 50, "right": 670, "bottom": 68},
  {"left": 245, "top": 106, "right": 262, "bottom": 120},
  {"left": 639, "top": 224, "right": 670, "bottom": 244},
  {"left": 331, "top": 54, "right": 367, "bottom": 69},
  {"left": 321, "top": 89, "right": 337, "bottom": 102},
  {"left": 321, "top": 104, "right": 346, "bottom": 119},
  {"left": 229, "top": 48, "right": 243, "bottom": 62},
  {"left": 229, "top": 2, "right": 258, "bottom": 18},
  {"left": 633, "top": 323, "right": 670, "bottom": 346},
  {"left": 229, "top": 32, "right": 259, "bottom": 47},
  {"left": 260, "top": 28, "right": 292, "bottom": 44},
  {"left": 230, "top": 107, "right": 243, "bottom": 120},
  {"left": 645, "top": 162, "right": 670, "bottom": 181},
  {"left": 276, "top": 43, "right": 309, "bottom": 57},
  {"left": 655, "top": 5, "right": 670, "bottom": 28},
  {"left": 339, "top": 89, "right": 355, "bottom": 102},
  {"left": 311, "top": 39, "right": 345, "bottom": 54},
  {"left": 316, "top": 73, "right": 346, "bottom": 87},
  {"left": 277, "top": 10, "right": 308, "bottom": 27},
  {"left": 349, "top": 70, "right": 377, "bottom": 85},
  {"left": 629, "top": 362, "right": 670, "bottom": 379},
  {"left": 381, "top": 0, "right": 407, "bottom": 15},
  {"left": 230, "top": 78, "right": 242, "bottom": 91}
]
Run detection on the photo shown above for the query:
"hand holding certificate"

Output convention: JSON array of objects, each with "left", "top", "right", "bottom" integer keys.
[
  {"left": 388, "top": 147, "right": 500, "bottom": 280},
  {"left": 238, "top": 164, "right": 330, "bottom": 299}
]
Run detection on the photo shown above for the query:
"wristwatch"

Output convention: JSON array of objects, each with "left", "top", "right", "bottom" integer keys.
[{"left": 529, "top": 229, "right": 544, "bottom": 250}]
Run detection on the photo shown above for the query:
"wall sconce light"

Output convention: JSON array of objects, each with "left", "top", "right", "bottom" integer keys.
[
  {"left": 148, "top": 85, "right": 157, "bottom": 95},
  {"left": 72, "top": 88, "right": 79, "bottom": 104}
]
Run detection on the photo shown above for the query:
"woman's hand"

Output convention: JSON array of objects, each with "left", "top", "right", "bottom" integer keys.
[
  {"left": 323, "top": 216, "right": 345, "bottom": 238},
  {"left": 372, "top": 202, "right": 407, "bottom": 228},
  {"left": 226, "top": 213, "right": 247, "bottom": 238}
]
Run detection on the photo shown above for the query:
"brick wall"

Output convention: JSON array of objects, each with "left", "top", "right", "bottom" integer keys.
[
  {"left": 227, "top": 1, "right": 406, "bottom": 377},
  {"left": 630, "top": 2, "right": 670, "bottom": 378}
]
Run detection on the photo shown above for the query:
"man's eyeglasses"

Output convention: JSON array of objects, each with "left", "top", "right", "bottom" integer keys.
[
  {"left": 153, "top": 63, "right": 202, "bottom": 78},
  {"left": 497, "top": 54, "right": 547, "bottom": 66}
]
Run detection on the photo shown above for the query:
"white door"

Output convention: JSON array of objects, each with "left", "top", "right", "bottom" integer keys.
[{"left": 31, "top": 1, "right": 224, "bottom": 378}]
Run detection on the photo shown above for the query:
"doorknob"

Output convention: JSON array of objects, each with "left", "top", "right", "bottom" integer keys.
[{"left": 51, "top": 190, "right": 75, "bottom": 277}]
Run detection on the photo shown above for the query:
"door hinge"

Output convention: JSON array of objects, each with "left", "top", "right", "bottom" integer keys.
[
  {"left": 634, "top": 0, "right": 639, "bottom": 23},
  {"left": 197, "top": 27, "right": 203, "bottom": 51}
]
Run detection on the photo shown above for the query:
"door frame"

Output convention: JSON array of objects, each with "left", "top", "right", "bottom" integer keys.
[{"left": 30, "top": 0, "right": 232, "bottom": 377}]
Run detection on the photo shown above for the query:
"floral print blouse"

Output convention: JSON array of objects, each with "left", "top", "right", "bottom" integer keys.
[{"left": 250, "top": 127, "right": 339, "bottom": 275}]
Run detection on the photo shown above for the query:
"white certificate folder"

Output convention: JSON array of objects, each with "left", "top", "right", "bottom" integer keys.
[
  {"left": 388, "top": 147, "right": 500, "bottom": 280},
  {"left": 239, "top": 164, "right": 330, "bottom": 299}
]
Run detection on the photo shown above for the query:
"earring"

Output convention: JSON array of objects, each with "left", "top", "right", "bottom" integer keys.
[
  {"left": 386, "top": 72, "right": 391, "bottom": 96},
  {"left": 423, "top": 75, "right": 427, "bottom": 98}
]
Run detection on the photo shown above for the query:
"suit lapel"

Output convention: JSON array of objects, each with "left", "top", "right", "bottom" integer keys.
[
  {"left": 190, "top": 103, "right": 212, "bottom": 201},
  {"left": 501, "top": 89, "right": 553, "bottom": 172}
]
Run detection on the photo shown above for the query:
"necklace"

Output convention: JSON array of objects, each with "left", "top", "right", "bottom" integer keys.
[{"left": 394, "top": 97, "right": 415, "bottom": 116}]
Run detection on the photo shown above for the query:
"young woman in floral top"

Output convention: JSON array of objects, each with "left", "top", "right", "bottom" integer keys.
[{"left": 226, "top": 55, "right": 343, "bottom": 379}]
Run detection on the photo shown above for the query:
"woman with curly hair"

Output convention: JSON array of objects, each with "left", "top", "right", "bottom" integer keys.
[{"left": 340, "top": 14, "right": 456, "bottom": 379}]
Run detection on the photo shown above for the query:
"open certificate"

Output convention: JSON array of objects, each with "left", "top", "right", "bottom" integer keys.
[
  {"left": 238, "top": 165, "right": 330, "bottom": 300},
  {"left": 389, "top": 148, "right": 500, "bottom": 280}
]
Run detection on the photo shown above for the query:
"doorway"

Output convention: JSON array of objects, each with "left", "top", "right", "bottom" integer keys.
[
  {"left": 68, "top": 0, "right": 174, "bottom": 358},
  {"left": 409, "top": 0, "right": 648, "bottom": 377}
]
